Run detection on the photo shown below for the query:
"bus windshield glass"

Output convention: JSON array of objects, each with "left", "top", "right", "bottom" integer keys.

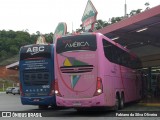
[{"left": 56, "top": 34, "right": 97, "bottom": 53}]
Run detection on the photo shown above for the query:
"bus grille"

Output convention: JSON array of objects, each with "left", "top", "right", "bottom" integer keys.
[{"left": 60, "top": 65, "right": 94, "bottom": 73}]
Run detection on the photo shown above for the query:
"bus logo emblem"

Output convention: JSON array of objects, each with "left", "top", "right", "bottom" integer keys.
[
  {"left": 26, "top": 46, "right": 45, "bottom": 55},
  {"left": 65, "top": 42, "right": 90, "bottom": 48},
  {"left": 71, "top": 75, "right": 81, "bottom": 88}
]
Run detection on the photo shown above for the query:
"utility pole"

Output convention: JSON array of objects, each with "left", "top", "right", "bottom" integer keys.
[
  {"left": 3, "top": 83, "right": 4, "bottom": 91},
  {"left": 124, "top": 0, "right": 127, "bottom": 17},
  {"left": 72, "top": 22, "right": 74, "bottom": 33}
]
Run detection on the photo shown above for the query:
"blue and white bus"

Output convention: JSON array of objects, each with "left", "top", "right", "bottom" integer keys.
[{"left": 19, "top": 44, "right": 56, "bottom": 109}]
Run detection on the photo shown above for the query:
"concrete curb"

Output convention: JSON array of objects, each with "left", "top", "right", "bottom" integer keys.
[{"left": 138, "top": 103, "right": 160, "bottom": 107}]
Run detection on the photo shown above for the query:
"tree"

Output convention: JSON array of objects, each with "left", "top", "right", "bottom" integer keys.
[
  {"left": 110, "top": 17, "right": 123, "bottom": 24},
  {"left": 0, "top": 50, "right": 8, "bottom": 60},
  {"left": 10, "top": 45, "right": 18, "bottom": 54},
  {"left": 136, "top": 9, "right": 142, "bottom": 14},
  {"left": 0, "top": 30, "right": 32, "bottom": 61},
  {"left": 36, "top": 31, "right": 41, "bottom": 36},
  {"left": 44, "top": 32, "right": 54, "bottom": 43},
  {"left": 76, "top": 24, "right": 84, "bottom": 33},
  {"left": 95, "top": 20, "right": 104, "bottom": 30},
  {"left": 145, "top": 2, "right": 150, "bottom": 10},
  {"left": 129, "top": 9, "right": 142, "bottom": 16}
]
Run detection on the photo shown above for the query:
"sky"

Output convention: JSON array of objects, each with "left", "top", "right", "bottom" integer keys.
[{"left": 0, "top": 0, "right": 159, "bottom": 34}]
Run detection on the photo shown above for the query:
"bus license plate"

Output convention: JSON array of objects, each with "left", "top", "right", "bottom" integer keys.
[
  {"left": 73, "top": 102, "right": 81, "bottom": 106},
  {"left": 33, "top": 98, "right": 40, "bottom": 102}
]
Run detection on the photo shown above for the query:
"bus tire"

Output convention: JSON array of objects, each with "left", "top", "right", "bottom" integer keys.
[
  {"left": 38, "top": 105, "right": 48, "bottom": 109},
  {"left": 119, "top": 93, "right": 124, "bottom": 109},
  {"left": 75, "top": 108, "right": 86, "bottom": 112},
  {"left": 114, "top": 95, "right": 119, "bottom": 111}
]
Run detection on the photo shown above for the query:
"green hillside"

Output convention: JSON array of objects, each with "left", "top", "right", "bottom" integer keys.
[
  {"left": 0, "top": 30, "right": 53, "bottom": 66},
  {"left": 0, "top": 54, "right": 19, "bottom": 66}
]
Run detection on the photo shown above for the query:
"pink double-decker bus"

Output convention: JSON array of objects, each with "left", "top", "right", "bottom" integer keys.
[{"left": 54, "top": 33, "right": 142, "bottom": 110}]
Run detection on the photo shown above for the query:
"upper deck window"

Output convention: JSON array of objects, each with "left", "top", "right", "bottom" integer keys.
[
  {"left": 103, "top": 39, "right": 141, "bottom": 69},
  {"left": 20, "top": 45, "right": 51, "bottom": 60}
]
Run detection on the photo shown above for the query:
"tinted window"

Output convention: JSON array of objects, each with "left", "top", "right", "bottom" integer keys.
[
  {"left": 56, "top": 35, "right": 97, "bottom": 53},
  {"left": 23, "top": 70, "right": 49, "bottom": 86},
  {"left": 103, "top": 39, "right": 141, "bottom": 69},
  {"left": 20, "top": 44, "right": 51, "bottom": 60}
]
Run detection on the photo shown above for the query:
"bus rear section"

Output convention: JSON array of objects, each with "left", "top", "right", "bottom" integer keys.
[
  {"left": 55, "top": 34, "right": 107, "bottom": 107},
  {"left": 19, "top": 44, "right": 56, "bottom": 108}
]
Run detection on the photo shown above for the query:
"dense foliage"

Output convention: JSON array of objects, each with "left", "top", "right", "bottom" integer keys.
[{"left": 0, "top": 30, "right": 53, "bottom": 61}]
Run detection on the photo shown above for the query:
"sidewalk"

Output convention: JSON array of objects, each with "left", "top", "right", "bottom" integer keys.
[
  {"left": 138, "top": 97, "right": 160, "bottom": 107},
  {"left": 0, "top": 92, "right": 5, "bottom": 94},
  {"left": 139, "top": 102, "right": 160, "bottom": 107}
]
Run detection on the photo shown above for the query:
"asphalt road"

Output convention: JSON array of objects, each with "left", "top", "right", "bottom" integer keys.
[{"left": 0, "top": 92, "right": 160, "bottom": 120}]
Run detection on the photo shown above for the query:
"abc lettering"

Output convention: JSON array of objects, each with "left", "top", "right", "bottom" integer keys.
[{"left": 26, "top": 46, "right": 44, "bottom": 53}]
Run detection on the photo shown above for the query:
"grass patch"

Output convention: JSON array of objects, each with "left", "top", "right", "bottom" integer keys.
[{"left": 0, "top": 79, "right": 15, "bottom": 91}]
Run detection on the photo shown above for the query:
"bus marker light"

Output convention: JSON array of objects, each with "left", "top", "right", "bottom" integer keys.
[
  {"left": 49, "top": 81, "right": 55, "bottom": 96},
  {"left": 55, "top": 80, "right": 62, "bottom": 97},
  {"left": 94, "top": 77, "right": 103, "bottom": 96},
  {"left": 97, "top": 89, "right": 102, "bottom": 94},
  {"left": 55, "top": 90, "right": 58, "bottom": 94}
]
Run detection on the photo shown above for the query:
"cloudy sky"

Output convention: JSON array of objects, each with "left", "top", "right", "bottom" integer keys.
[{"left": 0, "top": 0, "right": 159, "bottom": 34}]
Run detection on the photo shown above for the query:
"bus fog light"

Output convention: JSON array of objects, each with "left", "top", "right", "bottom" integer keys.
[{"left": 97, "top": 89, "right": 102, "bottom": 93}]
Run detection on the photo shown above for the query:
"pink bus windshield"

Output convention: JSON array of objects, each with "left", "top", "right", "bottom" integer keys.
[{"left": 56, "top": 34, "right": 97, "bottom": 54}]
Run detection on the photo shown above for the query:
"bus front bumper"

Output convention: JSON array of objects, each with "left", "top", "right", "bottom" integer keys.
[{"left": 21, "top": 96, "right": 56, "bottom": 106}]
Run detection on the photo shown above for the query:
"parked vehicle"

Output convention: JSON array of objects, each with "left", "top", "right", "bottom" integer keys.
[
  {"left": 6, "top": 87, "right": 15, "bottom": 94},
  {"left": 19, "top": 44, "right": 56, "bottom": 109},
  {"left": 12, "top": 87, "right": 20, "bottom": 95},
  {"left": 55, "top": 33, "right": 142, "bottom": 110}
]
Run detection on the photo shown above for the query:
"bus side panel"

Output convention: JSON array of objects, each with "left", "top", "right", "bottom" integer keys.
[
  {"left": 119, "top": 66, "right": 135, "bottom": 102},
  {"left": 104, "top": 75, "right": 115, "bottom": 106},
  {"left": 104, "top": 63, "right": 123, "bottom": 106},
  {"left": 97, "top": 35, "right": 116, "bottom": 107},
  {"left": 100, "top": 35, "right": 142, "bottom": 105},
  {"left": 120, "top": 66, "right": 142, "bottom": 103}
]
